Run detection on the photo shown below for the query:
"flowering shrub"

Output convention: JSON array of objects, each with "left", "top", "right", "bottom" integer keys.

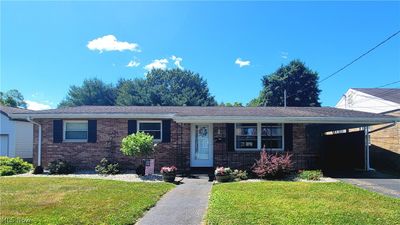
[
  {"left": 120, "top": 132, "right": 155, "bottom": 157},
  {"left": 252, "top": 150, "right": 293, "bottom": 179},
  {"left": 160, "top": 166, "right": 177, "bottom": 175},
  {"left": 232, "top": 169, "right": 248, "bottom": 181},
  {"left": 214, "top": 167, "right": 232, "bottom": 176}
]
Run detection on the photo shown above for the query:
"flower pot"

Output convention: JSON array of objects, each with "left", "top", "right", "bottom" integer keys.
[
  {"left": 216, "top": 174, "right": 232, "bottom": 182},
  {"left": 162, "top": 173, "right": 176, "bottom": 182}
]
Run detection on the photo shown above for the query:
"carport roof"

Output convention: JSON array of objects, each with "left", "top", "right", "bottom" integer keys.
[{"left": 6, "top": 106, "right": 399, "bottom": 124}]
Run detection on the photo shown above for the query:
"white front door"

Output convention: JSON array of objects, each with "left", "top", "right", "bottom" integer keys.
[{"left": 191, "top": 124, "right": 213, "bottom": 167}]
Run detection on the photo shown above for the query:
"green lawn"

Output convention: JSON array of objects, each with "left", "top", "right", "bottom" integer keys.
[
  {"left": 0, "top": 177, "right": 173, "bottom": 225},
  {"left": 207, "top": 181, "right": 400, "bottom": 225}
]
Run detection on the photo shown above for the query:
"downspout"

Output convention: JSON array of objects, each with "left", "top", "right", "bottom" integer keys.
[{"left": 27, "top": 117, "right": 42, "bottom": 166}]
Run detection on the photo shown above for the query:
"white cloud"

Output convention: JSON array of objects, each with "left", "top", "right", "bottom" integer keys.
[
  {"left": 235, "top": 58, "right": 250, "bottom": 67},
  {"left": 87, "top": 35, "right": 140, "bottom": 53},
  {"left": 280, "top": 51, "right": 289, "bottom": 59},
  {"left": 170, "top": 55, "right": 183, "bottom": 69},
  {"left": 144, "top": 58, "right": 169, "bottom": 71},
  {"left": 126, "top": 59, "right": 140, "bottom": 68},
  {"left": 26, "top": 100, "right": 52, "bottom": 110}
]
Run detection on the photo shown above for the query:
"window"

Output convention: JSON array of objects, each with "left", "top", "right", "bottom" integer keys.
[
  {"left": 235, "top": 123, "right": 258, "bottom": 149},
  {"left": 261, "top": 123, "right": 283, "bottom": 149},
  {"left": 138, "top": 121, "right": 162, "bottom": 141},
  {"left": 235, "top": 123, "right": 284, "bottom": 151},
  {"left": 64, "top": 121, "right": 88, "bottom": 141}
]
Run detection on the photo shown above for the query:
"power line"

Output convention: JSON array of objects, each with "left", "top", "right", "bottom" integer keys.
[
  {"left": 376, "top": 80, "right": 400, "bottom": 88},
  {"left": 319, "top": 30, "right": 400, "bottom": 84}
]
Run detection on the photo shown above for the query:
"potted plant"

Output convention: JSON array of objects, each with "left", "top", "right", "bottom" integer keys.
[
  {"left": 160, "top": 166, "right": 177, "bottom": 182},
  {"left": 120, "top": 132, "right": 157, "bottom": 175},
  {"left": 214, "top": 167, "right": 233, "bottom": 182}
]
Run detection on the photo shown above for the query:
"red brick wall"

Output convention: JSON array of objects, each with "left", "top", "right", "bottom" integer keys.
[
  {"left": 33, "top": 119, "right": 191, "bottom": 171},
  {"left": 33, "top": 119, "right": 316, "bottom": 171},
  {"left": 213, "top": 123, "right": 319, "bottom": 170}
]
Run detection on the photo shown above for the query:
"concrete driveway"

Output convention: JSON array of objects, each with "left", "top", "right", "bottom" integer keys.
[{"left": 327, "top": 171, "right": 400, "bottom": 198}]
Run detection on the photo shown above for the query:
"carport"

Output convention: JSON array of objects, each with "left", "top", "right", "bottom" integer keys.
[{"left": 307, "top": 123, "right": 384, "bottom": 171}]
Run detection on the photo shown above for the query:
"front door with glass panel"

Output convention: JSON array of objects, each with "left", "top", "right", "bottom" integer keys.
[{"left": 190, "top": 124, "right": 213, "bottom": 167}]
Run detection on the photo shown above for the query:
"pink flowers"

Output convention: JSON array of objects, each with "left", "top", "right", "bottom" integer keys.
[
  {"left": 214, "top": 167, "right": 232, "bottom": 176},
  {"left": 160, "top": 166, "right": 177, "bottom": 174},
  {"left": 252, "top": 149, "right": 293, "bottom": 179}
]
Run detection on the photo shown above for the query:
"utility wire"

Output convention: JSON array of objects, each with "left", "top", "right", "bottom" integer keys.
[
  {"left": 278, "top": 30, "right": 400, "bottom": 105},
  {"left": 319, "top": 30, "right": 400, "bottom": 84}
]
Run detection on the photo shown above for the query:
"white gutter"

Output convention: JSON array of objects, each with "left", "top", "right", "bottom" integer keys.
[
  {"left": 26, "top": 117, "right": 42, "bottom": 166},
  {"left": 11, "top": 113, "right": 175, "bottom": 120},
  {"left": 173, "top": 116, "right": 399, "bottom": 124}
]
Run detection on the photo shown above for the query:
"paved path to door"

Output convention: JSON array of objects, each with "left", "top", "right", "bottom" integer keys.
[
  {"left": 329, "top": 171, "right": 400, "bottom": 198},
  {"left": 136, "top": 176, "right": 212, "bottom": 225}
]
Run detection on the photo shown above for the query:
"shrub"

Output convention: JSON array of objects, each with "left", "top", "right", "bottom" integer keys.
[
  {"left": 95, "top": 158, "right": 120, "bottom": 175},
  {"left": 298, "top": 170, "right": 322, "bottom": 181},
  {"left": 33, "top": 166, "right": 44, "bottom": 174},
  {"left": 0, "top": 157, "right": 33, "bottom": 176},
  {"left": 120, "top": 132, "right": 156, "bottom": 157},
  {"left": 232, "top": 169, "right": 248, "bottom": 181},
  {"left": 252, "top": 150, "right": 293, "bottom": 179},
  {"left": 48, "top": 159, "right": 74, "bottom": 174},
  {"left": 0, "top": 165, "right": 15, "bottom": 176}
]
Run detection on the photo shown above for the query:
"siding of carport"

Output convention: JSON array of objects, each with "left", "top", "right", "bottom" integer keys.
[{"left": 15, "top": 121, "right": 33, "bottom": 159}]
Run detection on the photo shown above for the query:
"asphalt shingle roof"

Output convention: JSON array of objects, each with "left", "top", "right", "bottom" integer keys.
[
  {"left": 352, "top": 88, "right": 400, "bottom": 104},
  {"left": 7, "top": 105, "right": 397, "bottom": 119}
]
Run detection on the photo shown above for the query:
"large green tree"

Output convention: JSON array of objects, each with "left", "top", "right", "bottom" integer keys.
[
  {"left": 251, "top": 60, "right": 321, "bottom": 107},
  {"left": 58, "top": 78, "right": 117, "bottom": 107},
  {"left": 0, "top": 89, "right": 27, "bottom": 108},
  {"left": 117, "top": 69, "right": 217, "bottom": 106}
]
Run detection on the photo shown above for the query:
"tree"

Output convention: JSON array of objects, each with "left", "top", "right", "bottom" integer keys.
[
  {"left": 118, "top": 69, "right": 217, "bottom": 106},
  {"left": 120, "top": 132, "right": 156, "bottom": 157},
  {"left": 256, "top": 60, "right": 321, "bottom": 107},
  {"left": 0, "top": 89, "right": 27, "bottom": 108},
  {"left": 220, "top": 102, "right": 243, "bottom": 107},
  {"left": 116, "top": 78, "right": 152, "bottom": 106},
  {"left": 58, "top": 78, "right": 117, "bottom": 107}
]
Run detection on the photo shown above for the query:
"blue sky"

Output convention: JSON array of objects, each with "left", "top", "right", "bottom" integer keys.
[{"left": 1, "top": 1, "right": 399, "bottom": 110}]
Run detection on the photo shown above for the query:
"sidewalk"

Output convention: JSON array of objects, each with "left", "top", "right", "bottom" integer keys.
[{"left": 136, "top": 176, "right": 212, "bottom": 225}]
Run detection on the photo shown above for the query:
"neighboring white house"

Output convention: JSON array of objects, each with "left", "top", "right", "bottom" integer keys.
[
  {"left": 336, "top": 88, "right": 400, "bottom": 113},
  {"left": 336, "top": 88, "right": 400, "bottom": 172},
  {"left": 0, "top": 106, "right": 33, "bottom": 161}
]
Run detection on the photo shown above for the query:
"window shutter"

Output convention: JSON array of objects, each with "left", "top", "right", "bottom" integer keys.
[
  {"left": 128, "top": 120, "right": 137, "bottom": 135},
  {"left": 88, "top": 120, "right": 97, "bottom": 143},
  {"left": 53, "top": 119, "right": 63, "bottom": 143},
  {"left": 162, "top": 119, "right": 171, "bottom": 143},
  {"left": 284, "top": 124, "right": 293, "bottom": 151},
  {"left": 226, "top": 123, "right": 235, "bottom": 152}
]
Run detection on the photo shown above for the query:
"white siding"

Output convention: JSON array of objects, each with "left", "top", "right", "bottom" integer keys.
[
  {"left": 336, "top": 89, "right": 400, "bottom": 114},
  {"left": 0, "top": 113, "right": 16, "bottom": 157},
  {"left": 15, "top": 121, "right": 33, "bottom": 159}
]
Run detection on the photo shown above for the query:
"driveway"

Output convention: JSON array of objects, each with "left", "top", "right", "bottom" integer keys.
[
  {"left": 136, "top": 175, "right": 212, "bottom": 225},
  {"left": 328, "top": 170, "right": 400, "bottom": 198}
]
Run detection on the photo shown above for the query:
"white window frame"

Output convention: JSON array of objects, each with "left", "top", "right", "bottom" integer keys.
[
  {"left": 137, "top": 120, "right": 162, "bottom": 142},
  {"left": 63, "top": 120, "right": 88, "bottom": 142},
  {"left": 234, "top": 123, "right": 284, "bottom": 151}
]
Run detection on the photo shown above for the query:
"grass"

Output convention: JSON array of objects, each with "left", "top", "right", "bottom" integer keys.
[
  {"left": 206, "top": 181, "right": 400, "bottom": 225},
  {"left": 0, "top": 177, "right": 174, "bottom": 225}
]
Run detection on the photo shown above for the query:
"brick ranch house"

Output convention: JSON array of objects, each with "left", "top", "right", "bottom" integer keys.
[{"left": 8, "top": 106, "right": 399, "bottom": 172}]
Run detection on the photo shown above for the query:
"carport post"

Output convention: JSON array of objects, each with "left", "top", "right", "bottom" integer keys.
[{"left": 364, "top": 126, "right": 371, "bottom": 171}]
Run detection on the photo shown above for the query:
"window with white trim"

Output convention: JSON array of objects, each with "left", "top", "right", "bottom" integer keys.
[
  {"left": 235, "top": 123, "right": 258, "bottom": 149},
  {"left": 261, "top": 123, "right": 283, "bottom": 149},
  {"left": 64, "top": 121, "right": 88, "bottom": 141},
  {"left": 138, "top": 121, "right": 162, "bottom": 141},
  {"left": 235, "top": 123, "right": 284, "bottom": 150}
]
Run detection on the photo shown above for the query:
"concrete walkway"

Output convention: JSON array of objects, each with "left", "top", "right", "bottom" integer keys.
[
  {"left": 329, "top": 171, "right": 400, "bottom": 198},
  {"left": 136, "top": 176, "right": 212, "bottom": 225}
]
